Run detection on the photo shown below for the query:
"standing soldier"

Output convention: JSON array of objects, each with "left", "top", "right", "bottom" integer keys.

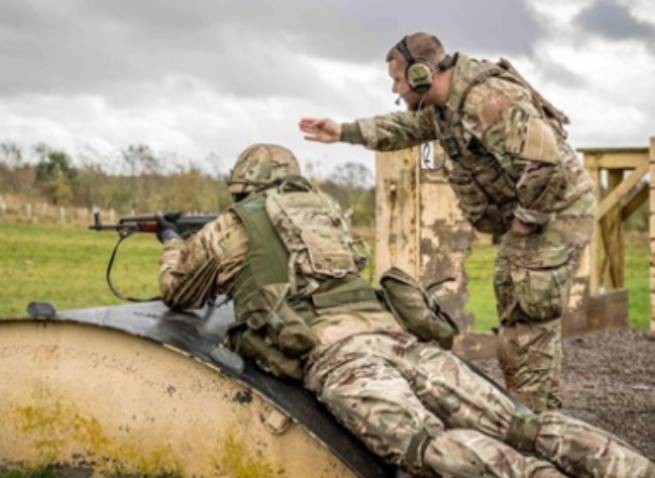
[{"left": 299, "top": 32, "right": 595, "bottom": 412}]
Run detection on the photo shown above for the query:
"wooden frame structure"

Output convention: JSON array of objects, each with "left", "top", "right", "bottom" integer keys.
[{"left": 579, "top": 142, "right": 653, "bottom": 331}]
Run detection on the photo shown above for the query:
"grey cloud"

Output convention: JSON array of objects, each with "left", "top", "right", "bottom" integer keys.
[
  {"left": 574, "top": 0, "right": 655, "bottom": 44},
  {"left": 535, "top": 58, "right": 588, "bottom": 88},
  {"left": 88, "top": 0, "right": 544, "bottom": 60},
  {"left": 0, "top": 0, "right": 544, "bottom": 98}
]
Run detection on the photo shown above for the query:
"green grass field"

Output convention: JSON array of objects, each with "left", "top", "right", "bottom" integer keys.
[
  {"left": 0, "top": 221, "right": 160, "bottom": 317},
  {"left": 0, "top": 470, "right": 53, "bottom": 478},
  {"left": 0, "top": 221, "right": 650, "bottom": 330}
]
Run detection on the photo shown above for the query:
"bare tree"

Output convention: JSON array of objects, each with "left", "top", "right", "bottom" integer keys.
[
  {"left": 121, "top": 144, "right": 160, "bottom": 176},
  {"left": 0, "top": 142, "right": 23, "bottom": 168}
]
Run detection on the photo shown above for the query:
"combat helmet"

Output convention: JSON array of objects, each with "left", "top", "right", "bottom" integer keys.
[{"left": 228, "top": 143, "right": 301, "bottom": 194}]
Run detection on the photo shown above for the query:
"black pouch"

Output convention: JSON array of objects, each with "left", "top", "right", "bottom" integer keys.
[
  {"left": 380, "top": 267, "right": 459, "bottom": 349},
  {"left": 227, "top": 283, "right": 318, "bottom": 380},
  {"left": 232, "top": 329, "right": 304, "bottom": 381},
  {"left": 241, "top": 283, "right": 319, "bottom": 358}
]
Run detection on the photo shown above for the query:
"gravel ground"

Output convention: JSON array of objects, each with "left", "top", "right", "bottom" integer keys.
[{"left": 472, "top": 328, "right": 655, "bottom": 460}]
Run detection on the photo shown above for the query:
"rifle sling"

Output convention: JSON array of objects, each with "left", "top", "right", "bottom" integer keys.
[{"left": 106, "top": 233, "right": 162, "bottom": 303}]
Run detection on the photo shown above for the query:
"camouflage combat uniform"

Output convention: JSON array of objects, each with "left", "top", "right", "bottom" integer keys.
[
  {"left": 158, "top": 144, "right": 653, "bottom": 478},
  {"left": 340, "top": 54, "right": 596, "bottom": 412}
]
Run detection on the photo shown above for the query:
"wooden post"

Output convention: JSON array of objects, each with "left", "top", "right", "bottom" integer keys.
[
  {"left": 606, "top": 170, "right": 624, "bottom": 288},
  {"left": 375, "top": 148, "right": 421, "bottom": 280},
  {"left": 649, "top": 137, "right": 655, "bottom": 331},
  {"left": 588, "top": 163, "right": 603, "bottom": 294}
]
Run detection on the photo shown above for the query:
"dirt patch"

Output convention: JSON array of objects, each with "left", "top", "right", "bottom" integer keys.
[{"left": 473, "top": 328, "right": 655, "bottom": 459}]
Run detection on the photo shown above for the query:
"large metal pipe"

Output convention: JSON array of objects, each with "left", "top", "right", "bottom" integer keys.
[{"left": 0, "top": 320, "right": 356, "bottom": 477}]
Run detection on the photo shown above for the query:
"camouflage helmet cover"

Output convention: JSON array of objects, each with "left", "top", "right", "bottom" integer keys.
[{"left": 228, "top": 143, "right": 301, "bottom": 194}]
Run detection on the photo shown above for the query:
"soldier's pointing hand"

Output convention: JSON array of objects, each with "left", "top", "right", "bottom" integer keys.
[{"left": 299, "top": 118, "right": 341, "bottom": 143}]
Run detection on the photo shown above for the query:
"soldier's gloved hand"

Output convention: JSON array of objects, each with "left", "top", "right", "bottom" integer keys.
[{"left": 155, "top": 213, "right": 181, "bottom": 243}]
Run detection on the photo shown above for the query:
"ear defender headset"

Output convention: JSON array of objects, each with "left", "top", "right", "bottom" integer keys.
[{"left": 394, "top": 36, "right": 456, "bottom": 94}]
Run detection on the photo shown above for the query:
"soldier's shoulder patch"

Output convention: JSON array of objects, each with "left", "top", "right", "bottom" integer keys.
[
  {"left": 480, "top": 94, "right": 509, "bottom": 127},
  {"left": 465, "top": 84, "right": 510, "bottom": 130}
]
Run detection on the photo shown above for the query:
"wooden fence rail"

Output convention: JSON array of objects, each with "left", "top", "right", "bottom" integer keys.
[{"left": 0, "top": 193, "right": 121, "bottom": 227}]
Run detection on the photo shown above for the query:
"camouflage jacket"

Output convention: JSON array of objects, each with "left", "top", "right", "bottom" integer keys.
[
  {"left": 341, "top": 54, "right": 594, "bottom": 232},
  {"left": 159, "top": 210, "right": 247, "bottom": 310}
]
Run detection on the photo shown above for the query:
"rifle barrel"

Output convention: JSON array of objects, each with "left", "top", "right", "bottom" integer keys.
[{"left": 89, "top": 212, "right": 217, "bottom": 235}]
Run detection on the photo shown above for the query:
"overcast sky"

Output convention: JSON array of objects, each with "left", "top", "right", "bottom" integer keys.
[{"left": 0, "top": 0, "right": 653, "bottom": 175}]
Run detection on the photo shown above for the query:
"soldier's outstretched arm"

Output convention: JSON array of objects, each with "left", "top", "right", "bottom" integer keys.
[
  {"left": 159, "top": 211, "right": 247, "bottom": 310},
  {"left": 300, "top": 108, "right": 437, "bottom": 152}
]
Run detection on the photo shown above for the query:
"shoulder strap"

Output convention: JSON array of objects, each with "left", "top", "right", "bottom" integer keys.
[
  {"left": 449, "top": 61, "right": 506, "bottom": 121},
  {"left": 273, "top": 175, "right": 314, "bottom": 194},
  {"left": 497, "top": 58, "right": 569, "bottom": 125}
]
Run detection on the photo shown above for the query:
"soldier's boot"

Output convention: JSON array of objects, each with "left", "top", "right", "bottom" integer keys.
[
  {"left": 509, "top": 411, "right": 655, "bottom": 478},
  {"left": 497, "top": 318, "right": 562, "bottom": 412},
  {"left": 406, "top": 428, "right": 568, "bottom": 478}
]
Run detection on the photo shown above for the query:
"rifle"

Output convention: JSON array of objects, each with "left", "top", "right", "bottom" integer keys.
[{"left": 90, "top": 211, "right": 216, "bottom": 301}]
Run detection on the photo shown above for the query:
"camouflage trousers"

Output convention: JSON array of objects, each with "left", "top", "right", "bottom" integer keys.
[
  {"left": 305, "top": 331, "right": 654, "bottom": 478},
  {"left": 494, "top": 192, "right": 595, "bottom": 412}
]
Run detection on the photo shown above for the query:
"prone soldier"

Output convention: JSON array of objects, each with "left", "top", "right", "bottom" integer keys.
[{"left": 157, "top": 143, "right": 652, "bottom": 478}]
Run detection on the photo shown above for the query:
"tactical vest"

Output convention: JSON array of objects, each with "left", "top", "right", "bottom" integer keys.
[
  {"left": 230, "top": 178, "right": 374, "bottom": 327},
  {"left": 435, "top": 54, "right": 568, "bottom": 234}
]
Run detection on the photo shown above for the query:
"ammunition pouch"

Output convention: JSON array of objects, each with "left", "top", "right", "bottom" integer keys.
[
  {"left": 231, "top": 329, "right": 304, "bottom": 381},
  {"left": 379, "top": 267, "right": 459, "bottom": 349},
  {"left": 229, "top": 283, "right": 320, "bottom": 380}
]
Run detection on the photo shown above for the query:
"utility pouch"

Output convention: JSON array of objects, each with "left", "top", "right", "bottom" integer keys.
[
  {"left": 380, "top": 267, "right": 459, "bottom": 349},
  {"left": 240, "top": 283, "right": 319, "bottom": 358}
]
